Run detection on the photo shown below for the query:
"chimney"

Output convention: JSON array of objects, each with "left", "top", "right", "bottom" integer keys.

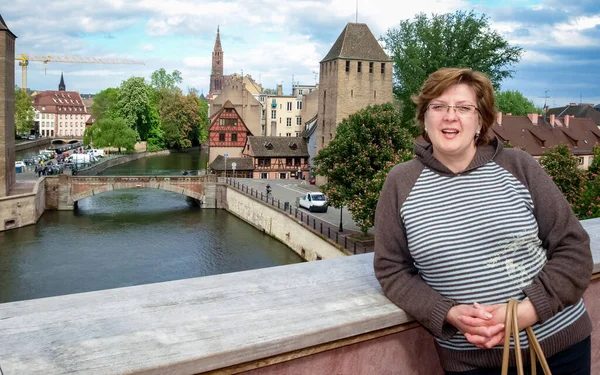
[
  {"left": 527, "top": 113, "right": 539, "bottom": 125},
  {"left": 549, "top": 114, "right": 555, "bottom": 127},
  {"left": 564, "top": 115, "right": 570, "bottom": 128},
  {"left": 277, "top": 84, "right": 283, "bottom": 96},
  {"left": 497, "top": 112, "right": 503, "bottom": 126}
]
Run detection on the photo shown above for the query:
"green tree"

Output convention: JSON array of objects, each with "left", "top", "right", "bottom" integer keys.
[
  {"left": 313, "top": 103, "right": 414, "bottom": 233},
  {"left": 117, "top": 77, "right": 156, "bottom": 140},
  {"left": 495, "top": 90, "right": 538, "bottom": 115},
  {"left": 83, "top": 117, "right": 137, "bottom": 152},
  {"left": 539, "top": 144, "right": 584, "bottom": 205},
  {"left": 14, "top": 86, "right": 34, "bottom": 135},
  {"left": 92, "top": 87, "right": 120, "bottom": 121},
  {"left": 150, "top": 68, "right": 182, "bottom": 91},
  {"left": 263, "top": 88, "right": 277, "bottom": 95},
  {"left": 382, "top": 10, "right": 523, "bottom": 129},
  {"left": 587, "top": 145, "right": 600, "bottom": 176}
]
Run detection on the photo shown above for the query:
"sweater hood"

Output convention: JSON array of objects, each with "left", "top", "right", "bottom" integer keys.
[{"left": 413, "top": 137, "right": 503, "bottom": 176}]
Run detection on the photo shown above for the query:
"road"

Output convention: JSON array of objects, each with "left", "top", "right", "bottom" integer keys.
[{"left": 230, "top": 178, "right": 369, "bottom": 234}]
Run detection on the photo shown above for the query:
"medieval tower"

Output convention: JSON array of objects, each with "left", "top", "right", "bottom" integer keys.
[
  {"left": 0, "top": 13, "right": 16, "bottom": 197},
  {"left": 316, "top": 23, "right": 393, "bottom": 153},
  {"left": 58, "top": 72, "right": 66, "bottom": 91},
  {"left": 209, "top": 26, "right": 224, "bottom": 96}
]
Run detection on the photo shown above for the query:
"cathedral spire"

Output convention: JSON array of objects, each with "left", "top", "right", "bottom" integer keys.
[
  {"left": 210, "top": 26, "right": 224, "bottom": 95},
  {"left": 214, "top": 25, "right": 222, "bottom": 51},
  {"left": 58, "top": 72, "right": 66, "bottom": 91}
]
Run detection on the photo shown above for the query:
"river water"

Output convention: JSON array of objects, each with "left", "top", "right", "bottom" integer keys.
[{"left": 1, "top": 150, "right": 303, "bottom": 303}]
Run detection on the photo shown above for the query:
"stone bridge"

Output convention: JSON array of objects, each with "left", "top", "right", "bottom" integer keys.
[
  {"left": 54, "top": 175, "right": 220, "bottom": 210},
  {"left": 50, "top": 137, "right": 82, "bottom": 146}
]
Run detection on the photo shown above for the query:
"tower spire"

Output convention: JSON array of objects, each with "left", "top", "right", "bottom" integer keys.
[
  {"left": 214, "top": 25, "right": 222, "bottom": 51},
  {"left": 58, "top": 72, "right": 66, "bottom": 91},
  {"left": 210, "top": 25, "right": 224, "bottom": 95}
]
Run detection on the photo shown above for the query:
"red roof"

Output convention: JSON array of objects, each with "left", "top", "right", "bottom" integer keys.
[{"left": 33, "top": 90, "right": 87, "bottom": 115}]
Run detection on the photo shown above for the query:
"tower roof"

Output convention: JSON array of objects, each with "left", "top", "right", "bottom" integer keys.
[
  {"left": 214, "top": 25, "right": 222, "bottom": 51},
  {"left": 321, "top": 23, "right": 390, "bottom": 63},
  {"left": 0, "top": 13, "right": 17, "bottom": 38},
  {"left": 59, "top": 72, "right": 66, "bottom": 91}
]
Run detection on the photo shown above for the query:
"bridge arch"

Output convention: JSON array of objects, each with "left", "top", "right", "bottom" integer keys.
[{"left": 64, "top": 175, "right": 217, "bottom": 208}]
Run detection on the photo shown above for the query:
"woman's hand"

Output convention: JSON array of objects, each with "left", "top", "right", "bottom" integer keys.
[{"left": 446, "top": 304, "right": 505, "bottom": 348}]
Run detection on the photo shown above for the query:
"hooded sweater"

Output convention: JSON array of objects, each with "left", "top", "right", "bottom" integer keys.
[{"left": 373, "top": 139, "right": 593, "bottom": 371}]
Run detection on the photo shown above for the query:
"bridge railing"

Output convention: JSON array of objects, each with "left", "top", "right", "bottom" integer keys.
[{"left": 225, "top": 178, "right": 371, "bottom": 255}]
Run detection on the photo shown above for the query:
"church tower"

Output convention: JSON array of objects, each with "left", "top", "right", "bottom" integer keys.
[
  {"left": 58, "top": 72, "right": 66, "bottom": 91},
  {"left": 209, "top": 26, "right": 224, "bottom": 96},
  {"left": 0, "top": 13, "right": 16, "bottom": 198}
]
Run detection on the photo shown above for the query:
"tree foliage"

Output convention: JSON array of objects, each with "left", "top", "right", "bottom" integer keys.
[
  {"left": 92, "top": 87, "right": 120, "bottom": 121},
  {"left": 157, "top": 90, "right": 210, "bottom": 149},
  {"left": 83, "top": 118, "right": 137, "bottom": 152},
  {"left": 495, "top": 90, "right": 538, "bottom": 115},
  {"left": 14, "top": 87, "right": 34, "bottom": 135},
  {"left": 150, "top": 68, "right": 182, "bottom": 92},
  {"left": 313, "top": 103, "right": 414, "bottom": 233},
  {"left": 117, "top": 77, "right": 156, "bottom": 140},
  {"left": 382, "top": 10, "right": 523, "bottom": 129},
  {"left": 539, "top": 144, "right": 584, "bottom": 202}
]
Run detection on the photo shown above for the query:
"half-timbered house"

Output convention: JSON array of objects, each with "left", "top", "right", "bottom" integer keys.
[
  {"left": 208, "top": 100, "right": 253, "bottom": 164},
  {"left": 243, "top": 136, "right": 310, "bottom": 179}
]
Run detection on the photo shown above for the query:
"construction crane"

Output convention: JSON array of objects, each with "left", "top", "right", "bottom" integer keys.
[{"left": 15, "top": 54, "right": 145, "bottom": 91}]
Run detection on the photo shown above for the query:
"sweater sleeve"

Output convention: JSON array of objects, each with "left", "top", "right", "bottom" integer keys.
[
  {"left": 373, "top": 163, "right": 458, "bottom": 339},
  {"left": 506, "top": 150, "right": 593, "bottom": 323}
]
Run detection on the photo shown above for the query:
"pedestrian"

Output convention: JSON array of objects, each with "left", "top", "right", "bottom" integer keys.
[
  {"left": 36, "top": 164, "right": 42, "bottom": 177},
  {"left": 373, "top": 67, "right": 593, "bottom": 375}
]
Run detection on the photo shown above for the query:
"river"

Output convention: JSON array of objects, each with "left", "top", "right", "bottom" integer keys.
[{"left": 0, "top": 150, "right": 303, "bottom": 303}]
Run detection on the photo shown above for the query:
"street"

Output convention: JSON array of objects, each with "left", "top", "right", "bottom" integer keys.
[{"left": 230, "top": 178, "right": 368, "bottom": 234}]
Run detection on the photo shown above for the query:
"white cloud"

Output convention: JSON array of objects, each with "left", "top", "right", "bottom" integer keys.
[{"left": 141, "top": 44, "right": 155, "bottom": 52}]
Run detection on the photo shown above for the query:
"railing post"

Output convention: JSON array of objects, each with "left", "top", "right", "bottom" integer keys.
[
  {"left": 301, "top": 212, "right": 303, "bottom": 222},
  {"left": 261, "top": 192, "right": 263, "bottom": 200},
  {"left": 354, "top": 242, "right": 356, "bottom": 254},
  {"left": 345, "top": 236, "right": 347, "bottom": 249},
  {"left": 251, "top": 188, "right": 254, "bottom": 196},
  {"left": 336, "top": 231, "right": 339, "bottom": 243},
  {"left": 313, "top": 220, "right": 315, "bottom": 230},
  {"left": 320, "top": 222, "right": 322, "bottom": 234},
  {"left": 277, "top": 200, "right": 280, "bottom": 209},
  {"left": 295, "top": 209, "right": 298, "bottom": 218},
  {"left": 328, "top": 227, "right": 330, "bottom": 238}
]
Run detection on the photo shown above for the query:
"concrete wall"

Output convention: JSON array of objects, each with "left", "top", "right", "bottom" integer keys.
[
  {"left": 14, "top": 138, "right": 51, "bottom": 152},
  {"left": 225, "top": 186, "right": 346, "bottom": 261},
  {"left": 0, "top": 178, "right": 45, "bottom": 231}
]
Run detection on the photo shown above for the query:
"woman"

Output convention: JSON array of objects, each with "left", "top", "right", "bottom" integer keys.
[{"left": 373, "top": 68, "right": 593, "bottom": 374}]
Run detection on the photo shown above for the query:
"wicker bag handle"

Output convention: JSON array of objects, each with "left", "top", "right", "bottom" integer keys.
[{"left": 501, "top": 299, "right": 551, "bottom": 375}]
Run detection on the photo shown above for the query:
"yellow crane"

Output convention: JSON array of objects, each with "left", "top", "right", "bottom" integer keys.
[{"left": 15, "top": 54, "right": 145, "bottom": 91}]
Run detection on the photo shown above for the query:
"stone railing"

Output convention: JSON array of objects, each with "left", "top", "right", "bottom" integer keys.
[{"left": 0, "top": 220, "right": 598, "bottom": 374}]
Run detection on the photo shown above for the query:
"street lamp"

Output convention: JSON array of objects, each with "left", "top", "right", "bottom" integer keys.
[{"left": 339, "top": 206, "right": 344, "bottom": 232}]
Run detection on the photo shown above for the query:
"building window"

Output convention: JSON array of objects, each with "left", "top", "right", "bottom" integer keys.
[
  {"left": 381, "top": 63, "right": 385, "bottom": 73},
  {"left": 219, "top": 133, "right": 225, "bottom": 142},
  {"left": 262, "top": 110, "right": 265, "bottom": 120},
  {"left": 578, "top": 157, "right": 585, "bottom": 165},
  {"left": 346, "top": 61, "right": 351, "bottom": 72},
  {"left": 369, "top": 62, "right": 374, "bottom": 73},
  {"left": 271, "top": 110, "right": 276, "bottom": 120},
  {"left": 287, "top": 102, "right": 292, "bottom": 111},
  {"left": 296, "top": 117, "right": 302, "bottom": 125},
  {"left": 295, "top": 132, "right": 300, "bottom": 137},
  {"left": 287, "top": 118, "right": 292, "bottom": 127},
  {"left": 280, "top": 173, "right": 287, "bottom": 179},
  {"left": 261, "top": 173, "right": 268, "bottom": 179},
  {"left": 286, "top": 158, "right": 293, "bottom": 166},
  {"left": 299, "top": 89, "right": 303, "bottom": 95},
  {"left": 258, "top": 158, "right": 270, "bottom": 167},
  {"left": 286, "top": 133, "right": 291, "bottom": 137},
  {"left": 296, "top": 100, "right": 302, "bottom": 110},
  {"left": 231, "top": 133, "right": 238, "bottom": 142},
  {"left": 374, "top": 90, "right": 377, "bottom": 99},
  {"left": 357, "top": 61, "right": 362, "bottom": 73},
  {"left": 351, "top": 89, "right": 353, "bottom": 98}
]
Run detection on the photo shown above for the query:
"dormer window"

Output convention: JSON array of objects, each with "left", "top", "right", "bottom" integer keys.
[
  {"left": 264, "top": 142, "right": 273, "bottom": 150},
  {"left": 289, "top": 142, "right": 297, "bottom": 150}
]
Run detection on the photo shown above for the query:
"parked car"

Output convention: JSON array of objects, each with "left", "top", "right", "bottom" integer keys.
[
  {"left": 28, "top": 135, "right": 36, "bottom": 140},
  {"left": 298, "top": 192, "right": 328, "bottom": 213}
]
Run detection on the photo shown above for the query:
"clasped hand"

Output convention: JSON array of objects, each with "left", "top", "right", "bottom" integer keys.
[{"left": 446, "top": 300, "right": 539, "bottom": 349}]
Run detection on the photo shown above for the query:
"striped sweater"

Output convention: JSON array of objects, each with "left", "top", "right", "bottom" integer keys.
[{"left": 374, "top": 139, "right": 593, "bottom": 371}]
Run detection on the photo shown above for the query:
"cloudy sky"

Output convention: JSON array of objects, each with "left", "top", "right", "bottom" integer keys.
[{"left": 1, "top": 0, "right": 599, "bottom": 107}]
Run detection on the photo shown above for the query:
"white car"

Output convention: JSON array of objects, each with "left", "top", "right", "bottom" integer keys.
[{"left": 298, "top": 192, "right": 328, "bottom": 213}]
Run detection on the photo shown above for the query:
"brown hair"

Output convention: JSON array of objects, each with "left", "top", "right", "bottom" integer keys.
[{"left": 412, "top": 68, "right": 496, "bottom": 146}]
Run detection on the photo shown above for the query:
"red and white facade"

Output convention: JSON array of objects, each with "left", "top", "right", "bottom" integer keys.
[
  {"left": 32, "top": 90, "right": 90, "bottom": 137},
  {"left": 208, "top": 100, "right": 253, "bottom": 163}
]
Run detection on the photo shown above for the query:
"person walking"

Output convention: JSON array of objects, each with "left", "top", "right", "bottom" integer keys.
[{"left": 374, "top": 68, "right": 593, "bottom": 374}]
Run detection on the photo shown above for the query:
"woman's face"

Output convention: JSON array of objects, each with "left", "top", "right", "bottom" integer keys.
[{"left": 424, "top": 83, "right": 481, "bottom": 165}]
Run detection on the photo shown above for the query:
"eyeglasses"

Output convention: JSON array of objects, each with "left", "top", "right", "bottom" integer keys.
[{"left": 427, "top": 104, "right": 479, "bottom": 116}]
